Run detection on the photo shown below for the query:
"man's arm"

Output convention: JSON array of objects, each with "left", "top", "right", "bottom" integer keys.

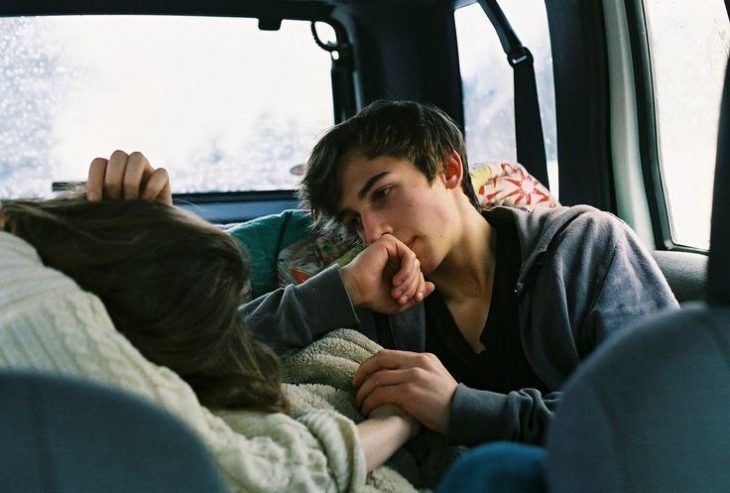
[
  {"left": 240, "top": 265, "right": 362, "bottom": 351},
  {"left": 469, "top": 209, "right": 678, "bottom": 446},
  {"left": 351, "top": 347, "right": 566, "bottom": 447},
  {"left": 242, "top": 235, "right": 436, "bottom": 352},
  {"left": 484, "top": 210, "right": 679, "bottom": 446},
  {"left": 523, "top": 207, "right": 680, "bottom": 383},
  {"left": 350, "top": 348, "right": 559, "bottom": 446},
  {"left": 446, "top": 385, "right": 560, "bottom": 446},
  {"left": 584, "top": 212, "right": 679, "bottom": 347}
]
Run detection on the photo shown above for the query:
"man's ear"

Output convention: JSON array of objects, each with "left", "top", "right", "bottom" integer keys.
[{"left": 442, "top": 150, "right": 464, "bottom": 190}]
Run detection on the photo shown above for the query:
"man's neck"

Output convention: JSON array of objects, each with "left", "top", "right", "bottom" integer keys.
[{"left": 430, "top": 206, "right": 496, "bottom": 302}]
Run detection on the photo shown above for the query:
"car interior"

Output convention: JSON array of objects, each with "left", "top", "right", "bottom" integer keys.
[{"left": 0, "top": 0, "right": 727, "bottom": 490}]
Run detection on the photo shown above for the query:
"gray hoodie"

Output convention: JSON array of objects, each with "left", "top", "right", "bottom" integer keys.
[{"left": 241, "top": 205, "right": 679, "bottom": 445}]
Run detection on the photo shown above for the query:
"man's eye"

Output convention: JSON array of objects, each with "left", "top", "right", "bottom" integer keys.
[{"left": 374, "top": 187, "right": 391, "bottom": 199}]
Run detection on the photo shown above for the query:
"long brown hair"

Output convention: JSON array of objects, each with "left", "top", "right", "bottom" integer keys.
[{"left": 1, "top": 193, "right": 288, "bottom": 413}]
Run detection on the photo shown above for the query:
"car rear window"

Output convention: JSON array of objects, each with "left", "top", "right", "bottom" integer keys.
[{"left": 0, "top": 15, "right": 335, "bottom": 198}]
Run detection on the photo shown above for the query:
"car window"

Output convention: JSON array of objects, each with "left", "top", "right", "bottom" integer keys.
[
  {"left": 454, "top": 1, "right": 558, "bottom": 195},
  {"left": 0, "top": 15, "right": 335, "bottom": 199},
  {"left": 643, "top": 0, "right": 729, "bottom": 249}
]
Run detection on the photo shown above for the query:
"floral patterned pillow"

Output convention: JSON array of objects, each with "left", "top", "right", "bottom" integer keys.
[{"left": 470, "top": 161, "right": 559, "bottom": 209}]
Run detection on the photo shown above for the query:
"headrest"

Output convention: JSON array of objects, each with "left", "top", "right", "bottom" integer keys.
[{"left": 708, "top": 58, "right": 730, "bottom": 305}]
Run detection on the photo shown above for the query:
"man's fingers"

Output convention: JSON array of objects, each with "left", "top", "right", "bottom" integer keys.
[
  {"left": 87, "top": 158, "right": 109, "bottom": 202},
  {"left": 352, "top": 355, "right": 383, "bottom": 387},
  {"left": 104, "top": 150, "right": 129, "bottom": 200},
  {"left": 355, "top": 368, "right": 412, "bottom": 406},
  {"left": 356, "top": 351, "right": 456, "bottom": 434},
  {"left": 352, "top": 349, "right": 424, "bottom": 387},
  {"left": 360, "top": 384, "right": 404, "bottom": 417}
]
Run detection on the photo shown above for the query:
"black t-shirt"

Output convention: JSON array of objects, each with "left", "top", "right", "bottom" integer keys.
[{"left": 424, "top": 213, "right": 547, "bottom": 393}]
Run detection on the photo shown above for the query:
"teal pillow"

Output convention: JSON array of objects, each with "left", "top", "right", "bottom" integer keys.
[{"left": 227, "top": 209, "right": 313, "bottom": 298}]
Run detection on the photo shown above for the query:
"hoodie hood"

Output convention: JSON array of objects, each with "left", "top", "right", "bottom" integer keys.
[{"left": 483, "top": 205, "right": 597, "bottom": 298}]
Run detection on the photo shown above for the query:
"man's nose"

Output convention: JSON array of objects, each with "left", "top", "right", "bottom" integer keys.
[{"left": 360, "top": 211, "right": 393, "bottom": 244}]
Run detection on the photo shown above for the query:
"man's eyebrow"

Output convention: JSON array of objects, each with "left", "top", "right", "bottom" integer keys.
[
  {"left": 336, "top": 171, "right": 390, "bottom": 221},
  {"left": 358, "top": 171, "right": 389, "bottom": 200}
]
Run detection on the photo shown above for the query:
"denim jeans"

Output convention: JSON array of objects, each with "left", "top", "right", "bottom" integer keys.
[{"left": 436, "top": 442, "right": 546, "bottom": 493}]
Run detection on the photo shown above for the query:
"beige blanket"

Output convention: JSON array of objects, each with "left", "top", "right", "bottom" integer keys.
[{"left": 282, "top": 329, "right": 463, "bottom": 493}]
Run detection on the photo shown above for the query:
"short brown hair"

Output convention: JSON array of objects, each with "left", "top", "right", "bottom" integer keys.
[
  {"left": 300, "top": 100, "right": 479, "bottom": 234},
  {"left": 1, "top": 193, "right": 288, "bottom": 413}
]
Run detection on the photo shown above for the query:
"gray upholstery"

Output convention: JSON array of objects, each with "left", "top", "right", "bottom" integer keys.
[
  {"left": 0, "top": 371, "right": 225, "bottom": 493},
  {"left": 545, "top": 305, "right": 730, "bottom": 492},
  {"left": 652, "top": 250, "right": 707, "bottom": 302},
  {"left": 545, "top": 58, "right": 730, "bottom": 492}
]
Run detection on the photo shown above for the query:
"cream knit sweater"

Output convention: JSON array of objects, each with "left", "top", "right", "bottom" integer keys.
[{"left": 0, "top": 231, "right": 366, "bottom": 493}]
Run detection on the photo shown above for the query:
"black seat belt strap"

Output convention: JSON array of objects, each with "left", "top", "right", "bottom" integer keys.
[{"left": 476, "top": 0, "right": 549, "bottom": 187}]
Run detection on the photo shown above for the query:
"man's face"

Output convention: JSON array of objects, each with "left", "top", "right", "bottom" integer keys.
[{"left": 336, "top": 153, "right": 458, "bottom": 275}]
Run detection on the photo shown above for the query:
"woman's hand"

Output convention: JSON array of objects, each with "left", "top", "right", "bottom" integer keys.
[
  {"left": 367, "top": 403, "right": 421, "bottom": 440},
  {"left": 356, "top": 403, "right": 421, "bottom": 472},
  {"left": 87, "top": 150, "right": 172, "bottom": 205}
]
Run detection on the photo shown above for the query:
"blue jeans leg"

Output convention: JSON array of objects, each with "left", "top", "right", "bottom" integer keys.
[{"left": 436, "top": 442, "right": 546, "bottom": 493}]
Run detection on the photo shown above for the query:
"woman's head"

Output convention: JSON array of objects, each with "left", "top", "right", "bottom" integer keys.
[{"left": 1, "top": 193, "right": 287, "bottom": 413}]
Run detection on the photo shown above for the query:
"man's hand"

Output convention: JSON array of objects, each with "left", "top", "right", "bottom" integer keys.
[
  {"left": 87, "top": 150, "right": 172, "bottom": 205},
  {"left": 353, "top": 349, "right": 458, "bottom": 435},
  {"left": 340, "top": 234, "right": 435, "bottom": 313}
]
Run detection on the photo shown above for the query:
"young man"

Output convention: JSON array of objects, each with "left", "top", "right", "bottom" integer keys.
[{"left": 87, "top": 100, "right": 677, "bottom": 446}]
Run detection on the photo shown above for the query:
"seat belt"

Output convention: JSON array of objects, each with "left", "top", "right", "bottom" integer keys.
[{"left": 476, "top": 0, "right": 549, "bottom": 187}]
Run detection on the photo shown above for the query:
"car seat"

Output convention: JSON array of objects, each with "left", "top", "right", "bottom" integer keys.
[
  {"left": 545, "top": 57, "right": 730, "bottom": 492},
  {"left": 0, "top": 371, "right": 225, "bottom": 493}
]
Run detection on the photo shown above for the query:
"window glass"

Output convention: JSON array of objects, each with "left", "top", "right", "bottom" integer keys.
[
  {"left": 455, "top": 1, "right": 558, "bottom": 194},
  {"left": 0, "top": 16, "right": 335, "bottom": 198},
  {"left": 643, "top": 0, "right": 729, "bottom": 249}
]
